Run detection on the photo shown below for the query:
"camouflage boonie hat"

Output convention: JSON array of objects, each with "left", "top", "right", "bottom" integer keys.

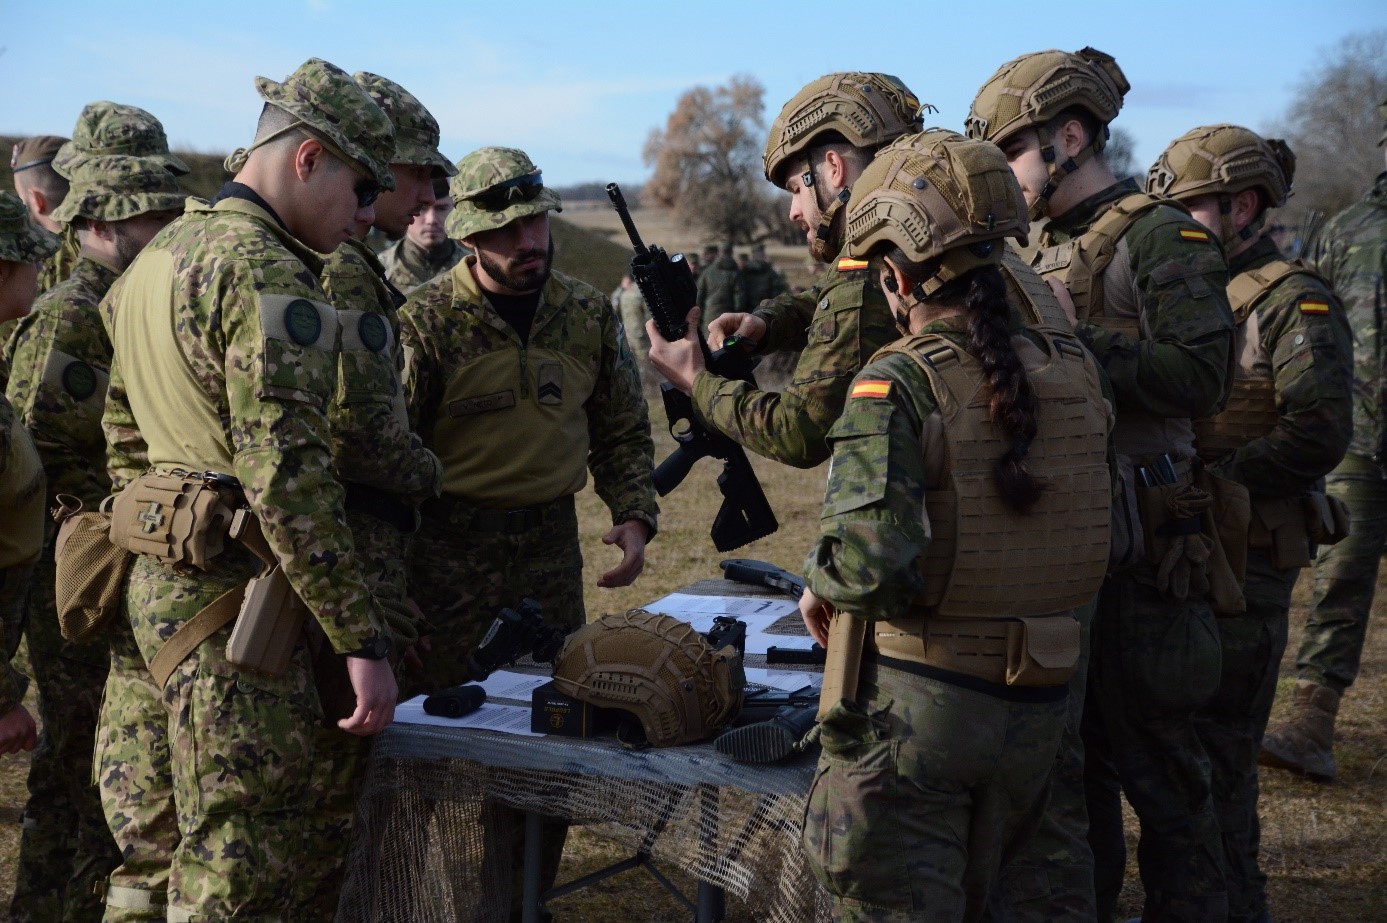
[
  {"left": 53, "top": 101, "right": 190, "bottom": 177},
  {"left": 10, "top": 136, "right": 68, "bottom": 174},
  {"left": 50, "top": 156, "right": 188, "bottom": 224},
  {"left": 1147, "top": 124, "right": 1295, "bottom": 209},
  {"left": 253, "top": 57, "right": 396, "bottom": 189},
  {"left": 845, "top": 129, "right": 1028, "bottom": 295},
  {"left": 0, "top": 191, "right": 61, "bottom": 263},
  {"left": 353, "top": 71, "right": 455, "bottom": 177},
  {"left": 446, "top": 146, "right": 561, "bottom": 239},
  {"left": 763, "top": 72, "right": 926, "bottom": 188},
  {"left": 965, "top": 47, "right": 1128, "bottom": 149}
]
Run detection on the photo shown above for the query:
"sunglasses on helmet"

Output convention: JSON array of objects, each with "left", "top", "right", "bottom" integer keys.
[{"left": 467, "top": 172, "right": 545, "bottom": 212}]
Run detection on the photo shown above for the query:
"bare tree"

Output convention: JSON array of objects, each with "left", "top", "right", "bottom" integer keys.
[
  {"left": 1271, "top": 29, "right": 1387, "bottom": 219},
  {"left": 1105, "top": 127, "right": 1139, "bottom": 181},
  {"left": 642, "top": 75, "right": 777, "bottom": 246}
]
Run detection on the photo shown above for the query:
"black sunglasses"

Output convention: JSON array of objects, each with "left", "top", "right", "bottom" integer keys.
[
  {"left": 467, "top": 172, "right": 545, "bottom": 212},
  {"left": 354, "top": 177, "right": 382, "bottom": 208}
]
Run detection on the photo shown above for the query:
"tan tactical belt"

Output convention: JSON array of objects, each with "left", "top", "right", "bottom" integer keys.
[{"left": 869, "top": 616, "right": 1079, "bottom": 688}]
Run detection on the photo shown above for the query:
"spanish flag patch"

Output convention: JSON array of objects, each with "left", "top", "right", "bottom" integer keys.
[
  {"left": 837, "top": 257, "right": 869, "bottom": 271},
  {"left": 1299, "top": 300, "right": 1330, "bottom": 315},
  {"left": 1178, "top": 227, "right": 1210, "bottom": 242},
  {"left": 851, "top": 380, "right": 892, "bottom": 399}
]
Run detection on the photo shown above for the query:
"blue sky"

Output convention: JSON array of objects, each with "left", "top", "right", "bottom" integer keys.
[{"left": 4, "top": 1, "right": 1384, "bottom": 187}]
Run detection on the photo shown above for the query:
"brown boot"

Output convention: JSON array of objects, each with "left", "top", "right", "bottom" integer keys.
[{"left": 1260, "top": 680, "right": 1340, "bottom": 781}]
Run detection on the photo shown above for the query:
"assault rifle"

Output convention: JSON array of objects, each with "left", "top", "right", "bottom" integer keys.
[{"left": 606, "top": 183, "right": 778, "bottom": 552}]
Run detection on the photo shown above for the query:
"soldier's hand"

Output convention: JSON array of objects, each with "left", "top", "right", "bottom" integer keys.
[
  {"left": 0, "top": 705, "right": 37, "bottom": 755},
  {"left": 339, "top": 656, "right": 398, "bottom": 736},
  {"left": 597, "top": 519, "right": 648, "bottom": 588},
  {"left": 707, "top": 312, "right": 766, "bottom": 350},
  {"left": 646, "top": 306, "right": 705, "bottom": 394},
  {"left": 798, "top": 589, "right": 833, "bottom": 648}
]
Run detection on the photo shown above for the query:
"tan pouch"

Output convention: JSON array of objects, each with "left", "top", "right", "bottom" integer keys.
[
  {"left": 52, "top": 495, "right": 135, "bottom": 644},
  {"left": 1196, "top": 469, "right": 1251, "bottom": 615},
  {"left": 1004, "top": 616, "right": 1080, "bottom": 687},
  {"left": 109, "top": 472, "right": 235, "bottom": 570},
  {"left": 224, "top": 565, "right": 308, "bottom": 677},
  {"left": 1136, "top": 480, "right": 1209, "bottom": 567},
  {"left": 1304, "top": 493, "right": 1350, "bottom": 547},
  {"left": 818, "top": 613, "right": 866, "bottom": 721},
  {"left": 1250, "top": 497, "right": 1312, "bottom": 570}
]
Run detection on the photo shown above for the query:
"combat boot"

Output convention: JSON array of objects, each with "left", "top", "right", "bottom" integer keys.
[{"left": 1259, "top": 680, "right": 1340, "bottom": 781}]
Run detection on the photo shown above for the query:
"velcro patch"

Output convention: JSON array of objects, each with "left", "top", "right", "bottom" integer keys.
[
  {"left": 448, "top": 390, "right": 516, "bottom": 418},
  {"left": 1298, "top": 300, "right": 1329, "bottom": 315},
  {"left": 259, "top": 293, "right": 336, "bottom": 350},
  {"left": 40, "top": 349, "right": 108, "bottom": 403},
  {"left": 537, "top": 362, "right": 563, "bottom": 405},
  {"left": 851, "top": 379, "right": 892, "bottom": 400},
  {"left": 1178, "top": 227, "right": 1210, "bottom": 242},
  {"left": 837, "top": 258, "right": 869, "bottom": 272},
  {"left": 339, "top": 309, "right": 393, "bottom": 354}
]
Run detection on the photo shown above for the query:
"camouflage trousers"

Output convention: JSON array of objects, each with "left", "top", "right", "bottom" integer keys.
[
  {"left": 0, "top": 563, "right": 32, "bottom": 707},
  {"left": 1295, "top": 453, "right": 1387, "bottom": 694},
  {"left": 1082, "top": 569, "right": 1227, "bottom": 923},
  {"left": 1193, "top": 547, "right": 1295, "bottom": 923},
  {"left": 803, "top": 656, "right": 1067, "bottom": 922},
  {"left": 12, "top": 547, "right": 120, "bottom": 923},
  {"left": 402, "top": 494, "right": 583, "bottom": 698},
  {"left": 983, "top": 596, "right": 1097, "bottom": 923},
  {"left": 96, "top": 546, "right": 350, "bottom": 922}
]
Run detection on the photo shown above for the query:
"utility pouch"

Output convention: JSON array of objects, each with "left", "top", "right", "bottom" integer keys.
[
  {"left": 1195, "top": 468, "right": 1251, "bottom": 615},
  {"left": 108, "top": 472, "right": 236, "bottom": 569},
  {"left": 1136, "top": 479, "right": 1208, "bottom": 568},
  {"left": 1004, "top": 616, "right": 1080, "bottom": 687},
  {"left": 1249, "top": 497, "right": 1312, "bottom": 570},
  {"left": 818, "top": 613, "right": 866, "bottom": 721},
  {"left": 224, "top": 565, "right": 308, "bottom": 677},
  {"left": 1108, "top": 457, "right": 1145, "bottom": 571},
  {"left": 1303, "top": 492, "right": 1350, "bottom": 547},
  {"left": 52, "top": 495, "right": 134, "bottom": 644}
]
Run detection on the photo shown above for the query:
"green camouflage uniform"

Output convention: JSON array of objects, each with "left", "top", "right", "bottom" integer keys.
[
  {"left": 613, "top": 282, "right": 651, "bottom": 355},
  {"left": 94, "top": 59, "right": 396, "bottom": 922},
  {"left": 695, "top": 253, "right": 746, "bottom": 331},
  {"left": 741, "top": 256, "right": 789, "bottom": 308},
  {"left": 803, "top": 323, "right": 1077, "bottom": 921},
  {"left": 1292, "top": 172, "right": 1387, "bottom": 696},
  {"left": 35, "top": 232, "right": 79, "bottom": 299},
  {"left": 379, "top": 235, "right": 466, "bottom": 295},
  {"left": 1190, "top": 234, "right": 1353, "bottom": 922},
  {"left": 1032, "top": 179, "right": 1233, "bottom": 923},
  {"left": 399, "top": 257, "right": 658, "bottom": 693},
  {"left": 5, "top": 102, "right": 189, "bottom": 923}
]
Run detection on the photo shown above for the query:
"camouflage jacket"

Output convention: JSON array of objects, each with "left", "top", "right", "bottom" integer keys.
[
  {"left": 101, "top": 195, "right": 383, "bottom": 654},
  {"left": 35, "top": 229, "right": 79, "bottom": 297},
  {"left": 0, "top": 392, "right": 41, "bottom": 713},
  {"left": 743, "top": 258, "right": 789, "bottom": 308},
  {"left": 1310, "top": 171, "right": 1387, "bottom": 461},
  {"left": 696, "top": 251, "right": 897, "bottom": 468},
  {"left": 1208, "top": 235, "right": 1352, "bottom": 498},
  {"left": 319, "top": 237, "right": 441, "bottom": 504},
  {"left": 400, "top": 258, "right": 658, "bottom": 532},
  {"left": 614, "top": 284, "right": 651, "bottom": 352},
  {"left": 4, "top": 255, "right": 118, "bottom": 506},
  {"left": 379, "top": 236, "right": 467, "bottom": 296},
  {"left": 695, "top": 255, "right": 746, "bottom": 325},
  {"left": 1039, "top": 178, "right": 1232, "bottom": 459}
]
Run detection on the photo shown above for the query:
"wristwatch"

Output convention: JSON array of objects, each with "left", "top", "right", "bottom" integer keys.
[{"left": 346, "top": 634, "right": 392, "bottom": 660}]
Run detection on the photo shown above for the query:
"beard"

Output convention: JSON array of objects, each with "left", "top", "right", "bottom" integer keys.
[{"left": 476, "top": 234, "right": 554, "bottom": 294}]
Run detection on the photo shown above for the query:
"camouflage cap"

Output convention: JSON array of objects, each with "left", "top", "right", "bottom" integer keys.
[
  {"left": 845, "top": 129, "right": 1028, "bottom": 295},
  {"left": 10, "top": 136, "right": 68, "bottom": 174},
  {"left": 254, "top": 58, "right": 396, "bottom": 189},
  {"left": 446, "top": 146, "right": 561, "bottom": 239},
  {"left": 965, "top": 47, "right": 1128, "bottom": 149},
  {"left": 1147, "top": 124, "right": 1295, "bottom": 209},
  {"left": 0, "top": 191, "right": 61, "bottom": 263},
  {"left": 53, "top": 101, "right": 190, "bottom": 177},
  {"left": 50, "top": 156, "right": 188, "bottom": 224},
  {"left": 353, "top": 71, "right": 455, "bottom": 177},
  {"left": 763, "top": 72, "right": 926, "bottom": 187}
]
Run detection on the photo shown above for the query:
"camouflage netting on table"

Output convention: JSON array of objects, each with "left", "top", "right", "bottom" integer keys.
[{"left": 337, "top": 722, "right": 831, "bottom": 923}]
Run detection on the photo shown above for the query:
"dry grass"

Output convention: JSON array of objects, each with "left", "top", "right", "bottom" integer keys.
[{"left": 0, "top": 395, "right": 1380, "bottom": 921}]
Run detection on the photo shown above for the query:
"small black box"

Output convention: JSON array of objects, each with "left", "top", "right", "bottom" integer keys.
[{"left": 530, "top": 681, "right": 619, "bottom": 737}]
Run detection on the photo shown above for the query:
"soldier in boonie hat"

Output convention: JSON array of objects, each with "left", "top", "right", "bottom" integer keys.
[
  {"left": 52, "top": 101, "right": 190, "bottom": 178},
  {"left": 445, "top": 146, "right": 561, "bottom": 240},
  {"left": 51, "top": 156, "right": 187, "bottom": 227},
  {"left": 354, "top": 71, "right": 454, "bottom": 179}
]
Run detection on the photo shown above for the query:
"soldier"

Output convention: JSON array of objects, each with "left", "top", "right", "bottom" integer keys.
[
  {"left": 94, "top": 58, "right": 398, "bottom": 921},
  {"left": 0, "top": 192, "right": 55, "bottom": 766},
  {"left": 1148, "top": 123, "right": 1353, "bottom": 923},
  {"left": 1261, "top": 97, "right": 1387, "bottom": 782},
  {"left": 797, "top": 130, "right": 1112, "bottom": 920},
  {"left": 694, "top": 243, "right": 745, "bottom": 329},
  {"left": 967, "top": 48, "right": 1234, "bottom": 922},
  {"left": 4, "top": 101, "right": 188, "bottom": 923},
  {"left": 612, "top": 274, "right": 652, "bottom": 356},
  {"left": 741, "top": 242, "right": 788, "bottom": 308},
  {"left": 9, "top": 136, "right": 75, "bottom": 297},
  {"left": 379, "top": 176, "right": 467, "bottom": 294}
]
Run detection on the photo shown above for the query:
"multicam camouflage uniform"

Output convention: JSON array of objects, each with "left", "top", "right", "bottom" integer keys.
[
  {"left": 3, "top": 101, "right": 189, "bottom": 923},
  {"left": 967, "top": 49, "right": 1236, "bottom": 923},
  {"left": 379, "top": 235, "right": 466, "bottom": 295},
  {"left": 94, "top": 59, "right": 396, "bottom": 922}
]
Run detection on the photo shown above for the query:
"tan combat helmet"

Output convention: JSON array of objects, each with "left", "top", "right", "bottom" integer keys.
[
  {"left": 1147, "top": 124, "right": 1295, "bottom": 246},
  {"left": 764, "top": 72, "right": 926, "bottom": 261},
  {"left": 965, "top": 47, "right": 1128, "bottom": 219},
  {"left": 845, "top": 128, "right": 1029, "bottom": 300}
]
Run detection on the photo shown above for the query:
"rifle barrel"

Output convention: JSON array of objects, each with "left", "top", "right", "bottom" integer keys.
[{"left": 605, "top": 183, "right": 648, "bottom": 256}]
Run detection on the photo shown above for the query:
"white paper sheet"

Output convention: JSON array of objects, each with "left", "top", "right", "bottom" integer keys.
[
  {"left": 644, "top": 592, "right": 799, "bottom": 621},
  {"left": 743, "top": 667, "right": 821, "bottom": 693}
]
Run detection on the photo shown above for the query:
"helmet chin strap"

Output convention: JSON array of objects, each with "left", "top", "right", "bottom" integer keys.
[
  {"left": 809, "top": 188, "right": 851, "bottom": 263},
  {"left": 1028, "top": 127, "right": 1096, "bottom": 221},
  {"left": 1217, "top": 195, "right": 1260, "bottom": 248}
]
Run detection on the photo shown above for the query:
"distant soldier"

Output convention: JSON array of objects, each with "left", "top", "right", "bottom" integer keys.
[
  {"left": 9, "top": 136, "right": 75, "bottom": 296},
  {"left": 1148, "top": 124, "right": 1352, "bottom": 923},
  {"left": 612, "top": 274, "right": 651, "bottom": 355},
  {"left": 741, "top": 242, "right": 788, "bottom": 307},
  {"left": 1261, "top": 97, "right": 1387, "bottom": 782},
  {"left": 380, "top": 176, "right": 467, "bottom": 294},
  {"left": 694, "top": 243, "right": 745, "bottom": 329},
  {"left": 4, "top": 101, "right": 187, "bottom": 923}
]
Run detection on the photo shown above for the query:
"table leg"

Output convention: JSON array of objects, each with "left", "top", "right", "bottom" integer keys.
[
  {"left": 695, "top": 881, "right": 725, "bottom": 922},
  {"left": 522, "top": 809, "right": 543, "bottom": 923}
]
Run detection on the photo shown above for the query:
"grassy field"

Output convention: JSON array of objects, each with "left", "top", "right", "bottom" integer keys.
[{"left": 0, "top": 393, "right": 1381, "bottom": 920}]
